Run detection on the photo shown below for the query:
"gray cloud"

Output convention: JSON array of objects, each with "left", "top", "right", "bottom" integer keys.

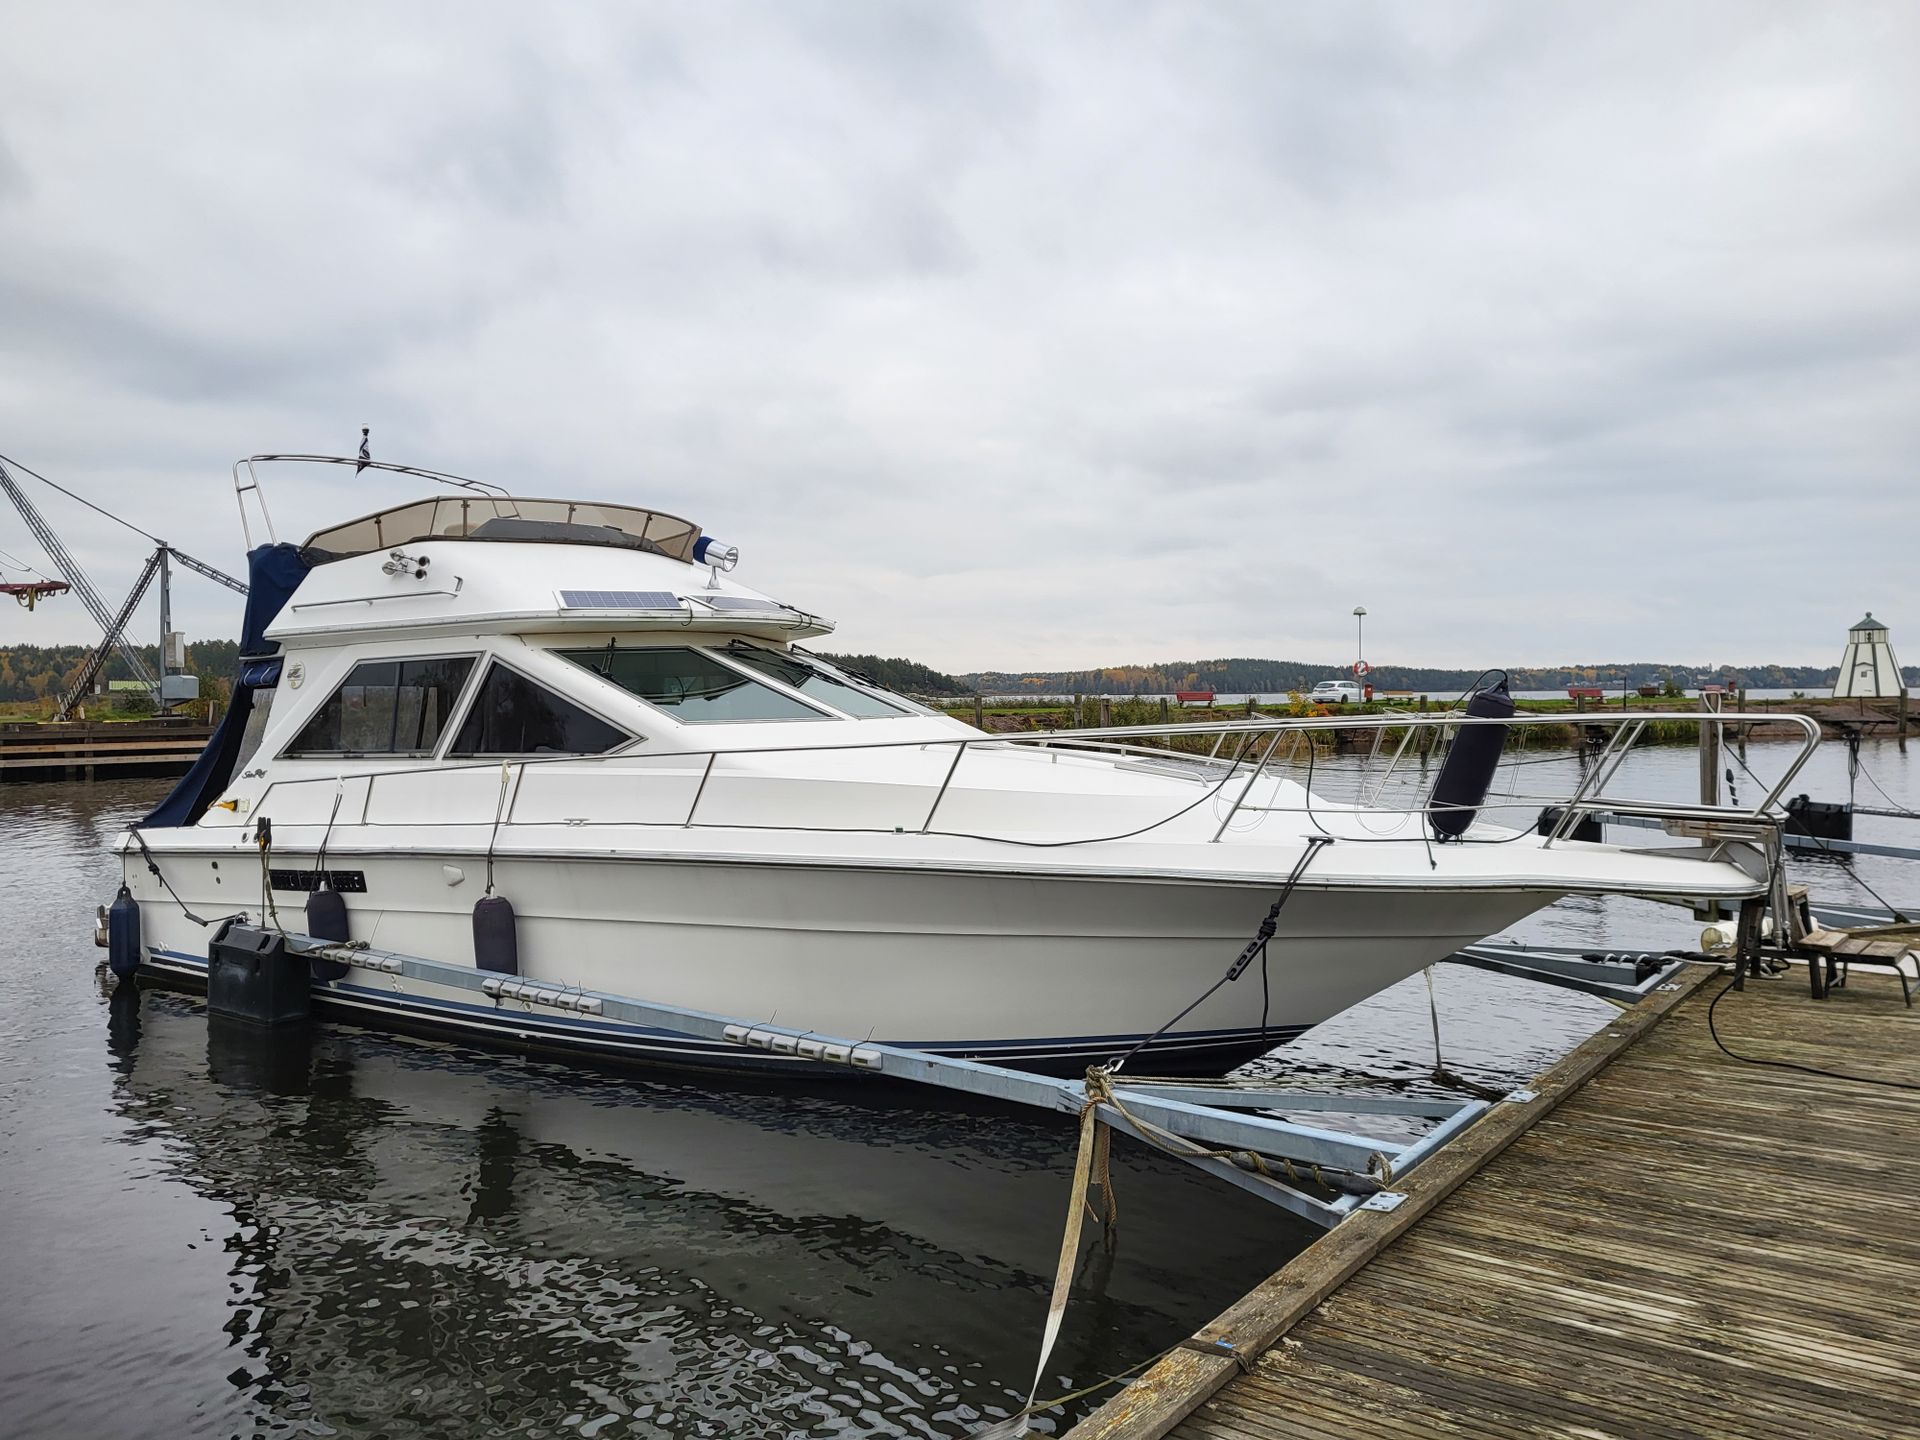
[{"left": 0, "top": 1, "right": 1914, "bottom": 673}]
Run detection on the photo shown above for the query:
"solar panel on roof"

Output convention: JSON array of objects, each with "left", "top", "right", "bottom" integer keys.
[
  {"left": 557, "top": 589, "right": 682, "bottom": 610},
  {"left": 697, "top": 596, "right": 791, "bottom": 613}
]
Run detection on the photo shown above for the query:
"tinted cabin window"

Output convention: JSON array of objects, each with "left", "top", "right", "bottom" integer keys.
[
  {"left": 448, "top": 664, "right": 629, "bottom": 755},
  {"left": 286, "top": 657, "right": 475, "bottom": 756},
  {"left": 556, "top": 646, "right": 827, "bottom": 724},
  {"left": 721, "top": 644, "right": 910, "bottom": 718}
]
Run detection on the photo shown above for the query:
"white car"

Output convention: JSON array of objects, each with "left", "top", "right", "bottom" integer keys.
[{"left": 1309, "top": 679, "right": 1364, "bottom": 703}]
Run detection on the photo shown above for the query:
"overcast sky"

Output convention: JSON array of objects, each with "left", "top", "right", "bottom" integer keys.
[{"left": 0, "top": 2, "right": 1913, "bottom": 673}]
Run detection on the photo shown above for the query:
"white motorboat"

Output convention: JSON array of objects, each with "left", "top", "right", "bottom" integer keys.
[{"left": 113, "top": 456, "right": 1803, "bottom": 1076}]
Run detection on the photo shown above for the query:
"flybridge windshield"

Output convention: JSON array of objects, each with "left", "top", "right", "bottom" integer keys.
[{"left": 302, "top": 497, "right": 701, "bottom": 563}]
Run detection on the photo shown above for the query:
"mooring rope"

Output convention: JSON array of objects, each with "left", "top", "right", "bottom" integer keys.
[
  {"left": 1422, "top": 965, "right": 1506, "bottom": 1100},
  {"left": 1110, "top": 836, "right": 1332, "bottom": 1073},
  {"left": 314, "top": 780, "right": 344, "bottom": 879},
  {"left": 1100, "top": 1072, "right": 1391, "bottom": 1188},
  {"left": 971, "top": 1070, "right": 1117, "bottom": 1438},
  {"left": 1720, "top": 744, "right": 1911, "bottom": 921},
  {"left": 483, "top": 761, "right": 519, "bottom": 895},
  {"left": 255, "top": 818, "right": 284, "bottom": 932},
  {"left": 973, "top": 1058, "right": 1393, "bottom": 1437},
  {"left": 125, "top": 827, "right": 242, "bottom": 929}
]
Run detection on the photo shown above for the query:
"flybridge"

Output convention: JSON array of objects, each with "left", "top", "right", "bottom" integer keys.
[
  {"left": 302, "top": 495, "right": 704, "bottom": 564},
  {"left": 220, "top": 452, "right": 828, "bottom": 639},
  {"left": 230, "top": 454, "right": 717, "bottom": 567}
]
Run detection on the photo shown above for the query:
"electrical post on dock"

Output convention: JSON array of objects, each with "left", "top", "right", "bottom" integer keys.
[
  {"left": 1698, "top": 688, "right": 1722, "bottom": 808},
  {"left": 1693, "top": 689, "right": 1733, "bottom": 931}
]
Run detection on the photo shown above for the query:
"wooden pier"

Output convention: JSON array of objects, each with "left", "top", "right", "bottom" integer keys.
[
  {"left": 1069, "top": 962, "right": 1919, "bottom": 1440},
  {"left": 0, "top": 719, "right": 212, "bottom": 781}
]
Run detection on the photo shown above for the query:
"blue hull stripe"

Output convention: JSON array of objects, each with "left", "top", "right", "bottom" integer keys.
[{"left": 145, "top": 947, "right": 1300, "bottom": 1070}]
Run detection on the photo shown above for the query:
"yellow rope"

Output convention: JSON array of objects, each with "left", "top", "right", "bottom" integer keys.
[
  {"left": 974, "top": 1067, "right": 1120, "bottom": 1438},
  {"left": 979, "top": 1064, "right": 1382, "bottom": 1436}
]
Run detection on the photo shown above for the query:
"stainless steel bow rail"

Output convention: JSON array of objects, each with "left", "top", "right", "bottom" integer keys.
[
  {"left": 269, "top": 927, "right": 1489, "bottom": 1228},
  {"left": 247, "top": 709, "right": 1823, "bottom": 854},
  {"left": 668, "top": 708, "right": 1819, "bottom": 844}
]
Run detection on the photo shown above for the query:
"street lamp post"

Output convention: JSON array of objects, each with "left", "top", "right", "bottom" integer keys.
[{"left": 1353, "top": 606, "right": 1367, "bottom": 668}]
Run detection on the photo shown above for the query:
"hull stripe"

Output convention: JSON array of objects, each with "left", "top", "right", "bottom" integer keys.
[{"left": 146, "top": 948, "right": 1301, "bottom": 1072}]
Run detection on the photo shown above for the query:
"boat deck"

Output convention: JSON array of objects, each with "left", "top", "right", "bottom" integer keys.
[{"left": 1068, "top": 962, "right": 1920, "bottom": 1440}]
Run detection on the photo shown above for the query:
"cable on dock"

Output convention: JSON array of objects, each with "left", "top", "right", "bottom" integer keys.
[{"left": 1706, "top": 973, "right": 1920, "bottom": 1091}]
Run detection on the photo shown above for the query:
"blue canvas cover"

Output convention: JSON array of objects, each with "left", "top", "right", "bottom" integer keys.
[{"left": 142, "top": 543, "right": 309, "bottom": 828}]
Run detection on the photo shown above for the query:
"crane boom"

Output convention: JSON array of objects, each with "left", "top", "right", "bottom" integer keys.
[
  {"left": 0, "top": 457, "right": 158, "bottom": 697},
  {"left": 57, "top": 547, "right": 164, "bottom": 718},
  {"left": 163, "top": 544, "right": 248, "bottom": 595}
]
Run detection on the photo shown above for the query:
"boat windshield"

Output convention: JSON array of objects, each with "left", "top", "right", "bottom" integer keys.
[
  {"left": 556, "top": 645, "right": 832, "bottom": 724},
  {"left": 303, "top": 497, "right": 701, "bottom": 562},
  {"left": 719, "top": 643, "right": 912, "bottom": 718}
]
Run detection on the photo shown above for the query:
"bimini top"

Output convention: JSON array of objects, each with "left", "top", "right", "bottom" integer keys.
[{"left": 303, "top": 496, "right": 702, "bottom": 565}]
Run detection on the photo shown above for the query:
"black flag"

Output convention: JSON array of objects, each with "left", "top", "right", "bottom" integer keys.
[{"left": 356, "top": 426, "right": 371, "bottom": 473}]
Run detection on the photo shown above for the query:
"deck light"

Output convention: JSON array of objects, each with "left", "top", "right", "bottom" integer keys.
[
  {"left": 693, "top": 537, "right": 738, "bottom": 571},
  {"left": 695, "top": 535, "right": 740, "bottom": 591}
]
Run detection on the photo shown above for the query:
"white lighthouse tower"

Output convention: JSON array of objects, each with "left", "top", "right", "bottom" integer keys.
[{"left": 1832, "top": 613, "right": 1903, "bottom": 698}]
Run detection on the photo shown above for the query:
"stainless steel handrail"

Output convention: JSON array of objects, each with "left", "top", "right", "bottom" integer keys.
[{"left": 242, "top": 710, "right": 1822, "bottom": 853}]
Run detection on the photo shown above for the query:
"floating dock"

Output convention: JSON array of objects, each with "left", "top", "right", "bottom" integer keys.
[
  {"left": 0, "top": 719, "right": 213, "bottom": 781},
  {"left": 1068, "top": 962, "right": 1919, "bottom": 1440}
]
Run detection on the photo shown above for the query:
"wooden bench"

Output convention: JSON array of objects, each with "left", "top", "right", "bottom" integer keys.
[{"left": 1796, "top": 917, "right": 1918, "bottom": 1007}]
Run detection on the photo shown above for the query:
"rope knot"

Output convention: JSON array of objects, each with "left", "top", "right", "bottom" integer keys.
[{"left": 1082, "top": 1064, "right": 1116, "bottom": 1109}]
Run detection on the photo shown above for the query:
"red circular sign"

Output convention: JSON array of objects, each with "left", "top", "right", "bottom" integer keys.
[{"left": 1352, "top": 660, "right": 1370, "bottom": 677}]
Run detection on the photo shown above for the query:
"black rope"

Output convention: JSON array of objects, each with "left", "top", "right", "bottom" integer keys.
[
  {"left": 254, "top": 817, "right": 284, "bottom": 930},
  {"left": 1260, "top": 935, "right": 1272, "bottom": 1037},
  {"left": 928, "top": 728, "right": 1274, "bottom": 850},
  {"left": 1706, "top": 973, "right": 1920, "bottom": 1091},
  {"left": 315, "top": 786, "right": 344, "bottom": 877},
  {"left": 484, "top": 764, "right": 518, "bottom": 894},
  {"left": 1110, "top": 836, "right": 1331, "bottom": 1072},
  {"left": 1722, "top": 745, "right": 1910, "bottom": 921},
  {"left": 126, "top": 827, "right": 240, "bottom": 928},
  {"left": 1282, "top": 722, "right": 1572, "bottom": 852}
]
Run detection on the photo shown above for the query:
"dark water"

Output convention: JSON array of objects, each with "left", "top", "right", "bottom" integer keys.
[{"left": 2, "top": 741, "right": 1914, "bottom": 1439}]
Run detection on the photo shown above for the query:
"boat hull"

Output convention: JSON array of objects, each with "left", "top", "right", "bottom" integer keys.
[{"left": 123, "top": 844, "right": 1554, "bottom": 1077}]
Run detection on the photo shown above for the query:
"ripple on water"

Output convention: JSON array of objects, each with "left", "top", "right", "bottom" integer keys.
[{"left": 3, "top": 748, "right": 1913, "bottom": 1438}]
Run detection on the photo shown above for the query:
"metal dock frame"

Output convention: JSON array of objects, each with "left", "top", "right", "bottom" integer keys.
[{"left": 269, "top": 928, "right": 1493, "bottom": 1228}]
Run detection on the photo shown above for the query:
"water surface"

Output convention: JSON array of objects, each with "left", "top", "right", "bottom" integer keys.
[{"left": 1, "top": 739, "right": 1912, "bottom": 1438}]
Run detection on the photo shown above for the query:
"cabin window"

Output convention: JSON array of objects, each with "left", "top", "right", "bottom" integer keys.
[
  {"left": 556, "top": 645, "right": 831, "bottom": 724},
  {"left": 720, "top": 644, "right": 911, "bottom": 718},
  {"left": 447, "top": 662, "right": 630, "bottom": 755},
  {"left": 284, "top": 656, "right": 476, "bottom": 757}
]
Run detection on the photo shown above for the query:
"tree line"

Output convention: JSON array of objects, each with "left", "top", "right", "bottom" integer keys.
[
  {"left": 0, "top": 641, "right": 241, "bottom": 705},
  {"left": 957, "top": 658, "right": 1912, "bottom": 695}
]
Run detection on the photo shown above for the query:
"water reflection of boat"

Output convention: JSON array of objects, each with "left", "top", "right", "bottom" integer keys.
[{"left": 106, "top": 985, "right": 1303, "bottom": 1435}]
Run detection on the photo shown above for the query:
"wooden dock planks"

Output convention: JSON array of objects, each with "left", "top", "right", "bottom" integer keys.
[
  {"left": 0, "top": 722, "right": 212, "bottom": 779},
  {"left": 1068, "top": 964, "right": 1920, "bottom": 1440}
]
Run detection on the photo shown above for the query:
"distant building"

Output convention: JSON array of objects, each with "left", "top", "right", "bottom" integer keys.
[{"left": 1832, "top": 613, "right": 1903, "bottom": 698}]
